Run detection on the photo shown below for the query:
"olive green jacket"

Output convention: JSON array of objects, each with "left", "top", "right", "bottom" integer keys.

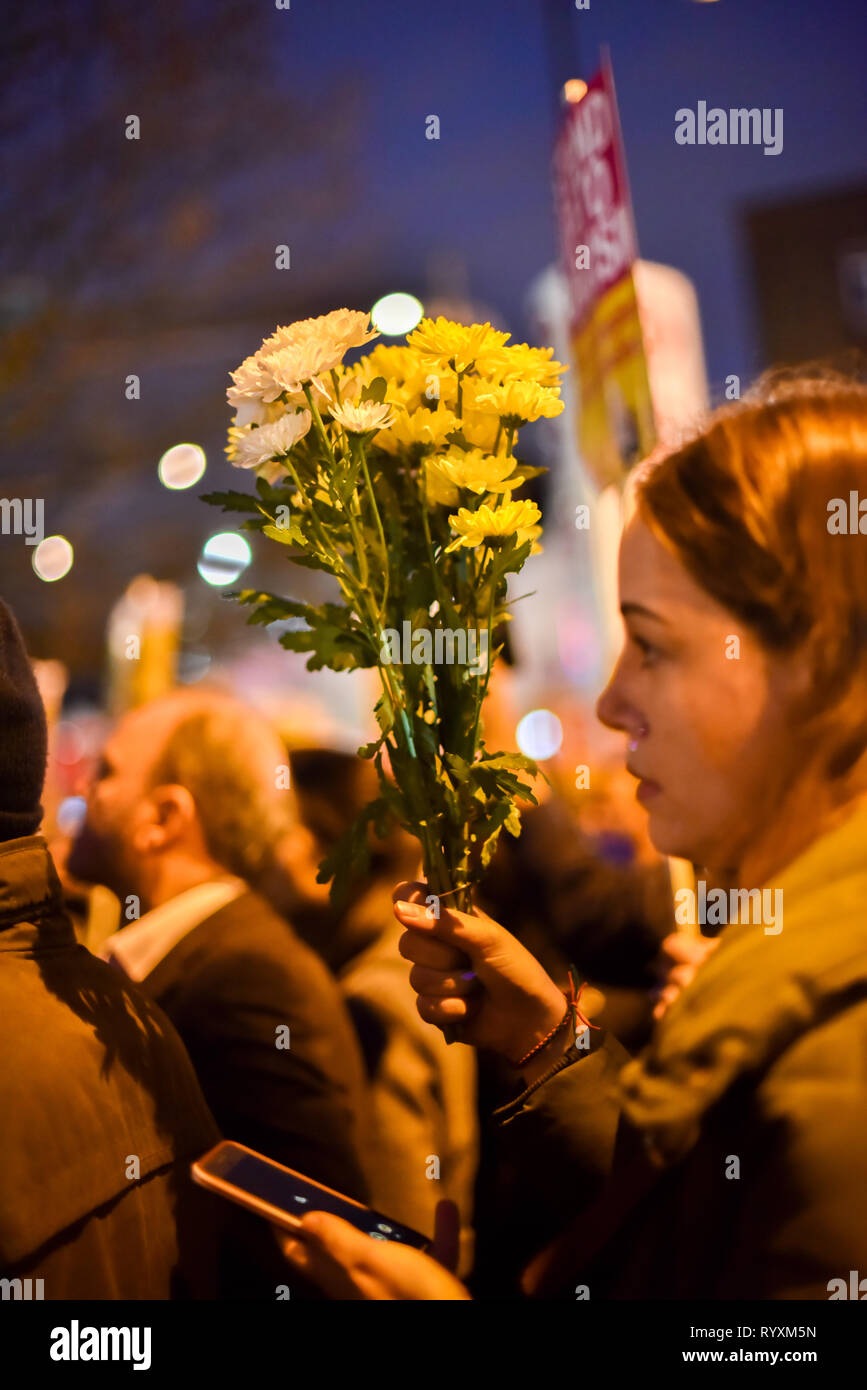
[{"left": 497, "top": 802, "right": 867, "bottom": 1299}]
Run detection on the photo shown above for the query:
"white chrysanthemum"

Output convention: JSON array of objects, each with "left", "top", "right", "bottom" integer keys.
[
  {"left": 261, "top": 310, "right": 379, "bottom": 396},
  {"left": 329, "top": 399, "right": 397, "bottom": 433},
  {"left": 231, "top": 411, "right": 312, "bottom": 471},
  {"left": 228, "top": 311, "right": 377, "bottom": 413},
  {"left": 227, "top": 354, "right": 282, "bottom": 421},
  {"left": 262, "top": 310, "right": 377, "bottom": 359}
]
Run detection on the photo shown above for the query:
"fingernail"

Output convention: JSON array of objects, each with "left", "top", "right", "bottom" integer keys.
[{"left": 396, "top": 901, "right": 424, "bottom": 922}]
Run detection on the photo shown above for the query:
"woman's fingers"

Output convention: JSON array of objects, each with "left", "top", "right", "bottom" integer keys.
[
  {"left": 668, "top": 963, "right": 694, "bottom": 989},
  {"left": 660, "top": 931, "right": 719, "bottom": 965},
  {"left": 392, "top": 879, "right": 429, "bottom": 905},
  {"left": 398, "top": 929, "right": 465, "bottom": 971},
  {"left": 409, "top": 963, "right": 478, "bottom": 997},
  {"left": 416, "top": 993, "right": 472, "bottom": 1026},
  {"left": 431, "top": 1200, "right": 461, "bottom": 1273}
]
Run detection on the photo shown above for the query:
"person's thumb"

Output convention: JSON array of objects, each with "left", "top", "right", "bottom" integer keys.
[{"left": 431, "top": 1199, "right": 460, "bottom": 1272}]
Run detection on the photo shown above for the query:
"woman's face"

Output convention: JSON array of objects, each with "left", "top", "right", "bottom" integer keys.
[{"left": 596, "top": 511, "right": 800, "bottom": 876}]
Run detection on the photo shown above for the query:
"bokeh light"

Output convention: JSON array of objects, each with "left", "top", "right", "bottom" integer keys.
[
  {"left": 563, "top": 79, "right": 588, "bottom": 104},
  {"left": 197, "top": 531, "right": 252, "bottom": 586},
  {"left": 516, "top": 708, "right": 564, "bottom": 761},
  {"left": 371, "top": 292, "right": 424, "bottom": 336},
  {"left": 32, "top": 535, "right": 74, "bottom": 582},
  {"left": 56, "top": 795, "right": 87, "bottom": 836},
  {"left": 158, "top": 442, "right": 207, "bottom": 489}
]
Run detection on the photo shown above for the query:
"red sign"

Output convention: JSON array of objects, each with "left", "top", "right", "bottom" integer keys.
[
  {"left": 552, "top": 60, "right": 655, "bottom": 489},
  {"left": 553, "top": 63, "right": 638, "bottom": 334}
]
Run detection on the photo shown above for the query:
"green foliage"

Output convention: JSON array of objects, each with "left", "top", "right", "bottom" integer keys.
[{"left": 204, "top": 329, "right": 555, "bottom": 907}]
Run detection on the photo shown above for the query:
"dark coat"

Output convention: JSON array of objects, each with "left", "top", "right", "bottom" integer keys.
[
  {"left": 140, "top": 889, "right": 371, "bottom": 1204},
  {"left": 496, "top": 804, "right": 867, "bottom": 1300},
  {"left": 0, "top": 837, "right": 221, "bottom": 1299}
]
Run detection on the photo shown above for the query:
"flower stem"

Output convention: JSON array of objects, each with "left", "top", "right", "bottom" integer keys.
[
  {"left": 358, "top": 441, "right": 389, "bottom": 613},
  {"left": 468, "top": 544, "right": 494, "bottom": 755},
  {"left": 303, "top": 384, "right": 339, "bottom": 470}
]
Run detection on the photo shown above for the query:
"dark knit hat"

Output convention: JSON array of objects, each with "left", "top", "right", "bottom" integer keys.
[{"left": 0, "top": 599, "right": 47, "bottom": 841}]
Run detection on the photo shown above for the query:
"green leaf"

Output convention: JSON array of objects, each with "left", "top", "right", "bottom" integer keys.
[
  {"left": 477, "top": 752, "right": 539, "bottom": 775},
  {"left": 200, "top": 489, "right": 262, "bottom": 514},
  {"left": 361, "top": 376, "right": 388, "bottom": 404},
  {"left": 233, "top": 590, "right": 310, "bottom": 626},
  {"left": 317, "top": 797, "right": 393, "bottom": 909},
  {"left": 357, "top": 735, "right": 385, "bottom": 760},
  {"left": 374, "top": 692, "right": 395, "bottom": 738},
  {"left": 261, "top": 523, "right": 296, "bottom": 546}
]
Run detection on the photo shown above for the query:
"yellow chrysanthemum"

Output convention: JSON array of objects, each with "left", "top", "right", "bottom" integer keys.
[
  {"left": 472, "top": 379, "right": 564, "bottom": 424},
  {"left": 446, "top": 498, "right": 542, "bottom": 551},
  {"left": 427, "top": 447, "right": 526, "bottom": 500},
  {"left": 340, "top": 344, "right": 435, "bottom": 410},
  {"left": 458, "top": 409, "right": 502, "bottom": 455},
  {"left": 375, "top": 403, "right": 460, "bottom": 455},
  {"left": 407, "top": 317, "right": 511, "bottom": 374},
  {"left": 484, "top": 343, "right": 569, "bottom": 387},
  {"left": 424, "top": 463, "right": 460, "bottom": 508}
]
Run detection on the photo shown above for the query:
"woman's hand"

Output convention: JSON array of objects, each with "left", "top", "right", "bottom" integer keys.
[
  {"left": 392, "top": 880, "right": 567, "bottom": 1067},
  {"left": 651, "top": 931, "right": 720, "bottom": 1018},
  {"left": 280, "top": 1200, "right": 471, "bottom": 1301}
]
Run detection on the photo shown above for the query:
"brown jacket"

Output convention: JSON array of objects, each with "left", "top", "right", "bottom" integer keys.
[{"left": 0, "top": 836, "right": 220, "bottom": 1298}]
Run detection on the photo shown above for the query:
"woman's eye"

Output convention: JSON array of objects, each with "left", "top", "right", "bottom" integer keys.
[{"left": 631, "top": 634, "right": 659, "bottom": 665}]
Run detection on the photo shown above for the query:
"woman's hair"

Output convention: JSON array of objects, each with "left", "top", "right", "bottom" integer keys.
[{"left": 635, "top": 364, "right": 867, "bottom": 782}]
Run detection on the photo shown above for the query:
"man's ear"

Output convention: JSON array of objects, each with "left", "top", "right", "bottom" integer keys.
[{"left": 143, "top": 784, "right": 199, "bottom": 850}]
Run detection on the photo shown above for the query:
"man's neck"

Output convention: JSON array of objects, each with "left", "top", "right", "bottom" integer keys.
[{"left": 138, "top": 858, "right": 238, "bottom": 915}]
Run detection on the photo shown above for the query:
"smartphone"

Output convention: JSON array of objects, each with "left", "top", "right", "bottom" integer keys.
[{"left": 191, "top": 1140, "right": 431, "bottom": 1251}]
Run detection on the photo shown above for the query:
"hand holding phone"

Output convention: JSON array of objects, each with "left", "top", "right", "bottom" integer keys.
[{"left": 192, "top": 1141, "right": 431, "bottom": 1251}]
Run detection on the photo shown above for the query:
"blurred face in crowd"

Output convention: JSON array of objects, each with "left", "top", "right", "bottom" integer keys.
[
  {"left": 67, "top": 702, "right": 187, "bottom": 901},
  {"left": 596, "top": 511, "right": 804, "bottom": 879}
]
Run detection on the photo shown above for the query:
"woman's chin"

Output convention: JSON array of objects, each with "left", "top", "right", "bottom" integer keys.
[{"left": 646, "top": 812, "right": 699, "bottom": 864}]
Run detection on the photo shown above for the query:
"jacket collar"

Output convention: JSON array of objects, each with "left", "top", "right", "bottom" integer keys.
[
  {"left": 0, "top": 835, "right": 70, "bottom": 945},
  {"left": 620, "top": 798, "right": 867, "bottom": 1164}
]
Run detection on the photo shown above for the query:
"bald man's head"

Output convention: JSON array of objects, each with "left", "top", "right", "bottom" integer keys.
[{"left": 69, "top": 688, "right": 296, "bottom": 901}]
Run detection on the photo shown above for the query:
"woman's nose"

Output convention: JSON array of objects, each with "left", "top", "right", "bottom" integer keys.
[
  {"left": 596, "top": 667, "right": 626, "bottom": 732},
  {"left": 596, "top": 659, "right": 641, "bottom": 736}
]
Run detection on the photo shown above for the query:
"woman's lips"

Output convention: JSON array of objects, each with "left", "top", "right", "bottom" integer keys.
[
  {"left": 627, "top": 764, "right": 662, "bottom": 803},
  {"left": 636, "top": 778, "right": 662, "bottom": 804}
]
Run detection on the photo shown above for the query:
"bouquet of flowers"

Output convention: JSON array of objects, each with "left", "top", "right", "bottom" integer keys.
[{"left": 204, "top": 309, "right": 566, "bottom": 912}]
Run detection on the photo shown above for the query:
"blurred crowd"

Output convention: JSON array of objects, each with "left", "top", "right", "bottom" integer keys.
[{"left": 0, "top": 599, "right": 677, "bottom": 1298}]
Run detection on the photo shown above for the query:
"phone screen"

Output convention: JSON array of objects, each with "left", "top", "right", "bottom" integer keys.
[{"left": 204, "top": 1146, "right": 430, "bottom": 1250}]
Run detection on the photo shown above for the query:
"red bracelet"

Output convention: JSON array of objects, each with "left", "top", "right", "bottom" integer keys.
[
  {"left": 512, "top": 1004, "right": 571, "bottom": 1068},
  {"left": 511, "top": 968, "right": 600, "bottom": 1069}
]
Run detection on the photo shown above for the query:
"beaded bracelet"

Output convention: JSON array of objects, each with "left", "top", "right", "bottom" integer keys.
[{"left": 511, "top": 967, "right": 600, "bottom": 1068}]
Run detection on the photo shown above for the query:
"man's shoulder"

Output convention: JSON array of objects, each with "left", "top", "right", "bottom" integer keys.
[
  {"left": 146, "top": 889, "right": 346, "bottom": 1009},
  {"left": 0, "top": 929, "right": 218, "bottom": 1269}
]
